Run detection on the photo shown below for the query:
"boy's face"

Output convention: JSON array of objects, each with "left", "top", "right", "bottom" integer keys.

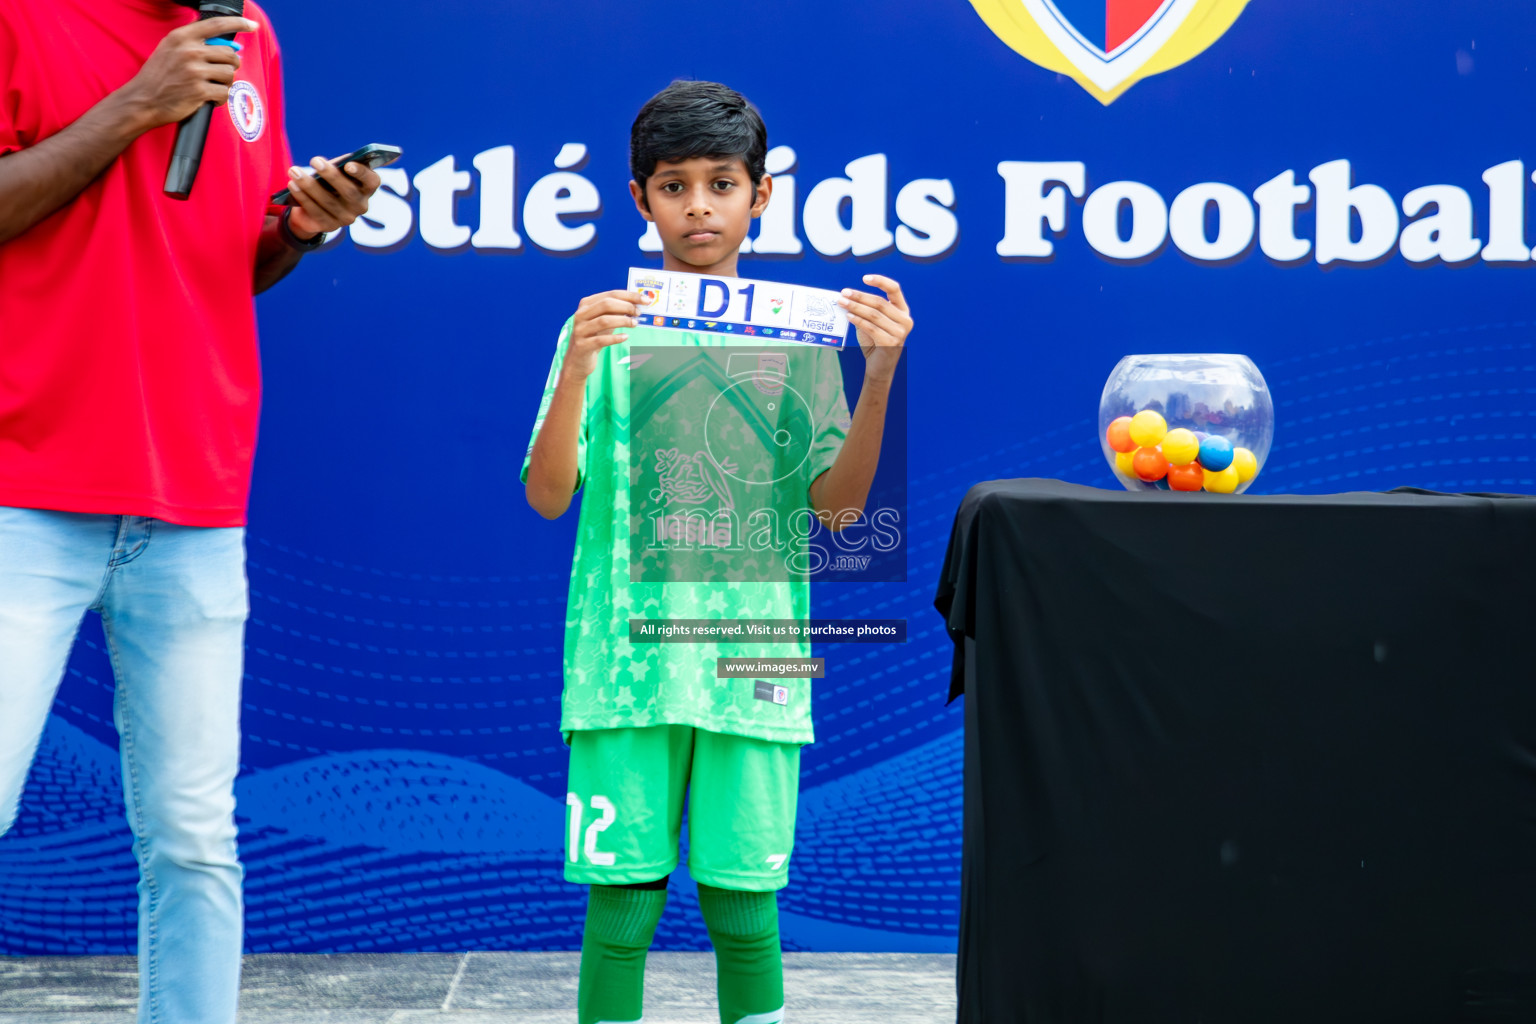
[{"left": 630, "top": 155, "right": 772, "bottom": 276}]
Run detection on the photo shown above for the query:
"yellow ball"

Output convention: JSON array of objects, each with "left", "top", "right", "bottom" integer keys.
[
  {"left": 1231, "top": 447, "right": 1258, "bottom": 482},
  {"left": 1161, "top": 428, "right": 1199, "bottom": 465},
  {"left": 1203, "top": 464, "right": 1240, "bottom": 494},
  {"left": 1129, "top": 410, "right": 1168, "bottom": 449},
  {"left": 1114, "top": 449, "right": 1137, "bottom": 478}
]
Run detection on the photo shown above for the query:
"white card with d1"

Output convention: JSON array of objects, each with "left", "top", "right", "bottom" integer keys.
[{"left": 626, "top": 267, "right": 849, "bottom": 348}]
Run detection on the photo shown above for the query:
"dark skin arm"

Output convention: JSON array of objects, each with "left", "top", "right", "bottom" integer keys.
[
  {"left": 0, "top": 13, "right": 379, "bottom": 294},
  {"left": 0, "top": 15, "right": 254, "bottom": 244},
  {"left": 254, "top": 156, "right": 382, "bottom": 294},
  {"left": 254, "top": 215, "right": 304, "bottom": 293},
  {"left": 524, "top": 289, "right": 647, "bottom": 519},
  {"left": 807, "top": 274, "right": 913, "bottom": 527}
]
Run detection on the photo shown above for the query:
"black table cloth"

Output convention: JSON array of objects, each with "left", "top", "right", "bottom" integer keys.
[{"left": 935, "top": 479, "right": 1536, "bottom": 1024}]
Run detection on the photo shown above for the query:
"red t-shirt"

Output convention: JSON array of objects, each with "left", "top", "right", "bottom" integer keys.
[{"left": 0, "top": 0, "right": 293, "bottom": 527}]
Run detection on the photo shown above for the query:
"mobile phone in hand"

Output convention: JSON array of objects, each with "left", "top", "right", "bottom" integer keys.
[{"left": 269, "top": 143, "right": 402, "bottom": 206}]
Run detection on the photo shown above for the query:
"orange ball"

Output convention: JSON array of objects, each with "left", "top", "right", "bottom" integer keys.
[
  {"left": 1167, "top": 461, "right": 1204, "bottom": 491},
  {"left": 1106, "top": 416, "right": 1136, "bottom": 454},
  {"left": 1132, "top": 446, "right": 1169, "bottom": 482}
]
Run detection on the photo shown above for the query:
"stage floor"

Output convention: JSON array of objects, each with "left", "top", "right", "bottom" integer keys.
[{"left": 0, "top": 952, "right": 955, "bottom": 1023}]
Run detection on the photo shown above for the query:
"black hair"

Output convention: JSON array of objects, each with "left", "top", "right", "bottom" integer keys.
[{"left": 630, "top": 81, "right": 768, "bottom": 205}]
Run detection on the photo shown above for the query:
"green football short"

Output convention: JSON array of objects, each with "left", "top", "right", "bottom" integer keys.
[{"left": 564, "top": 725, "right": 801, "bottom": 891}]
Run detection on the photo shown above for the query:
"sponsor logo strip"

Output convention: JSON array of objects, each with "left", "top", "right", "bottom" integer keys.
[{"left": 627, "top": 267, "right": 849, "bottom": 348}]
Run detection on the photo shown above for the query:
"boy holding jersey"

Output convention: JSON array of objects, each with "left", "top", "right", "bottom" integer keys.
[{"left": 522, "top": 80, "right": 911, "bottom": 1024}]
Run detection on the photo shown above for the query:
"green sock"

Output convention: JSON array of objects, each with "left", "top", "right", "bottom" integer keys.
[
  {"left": 697, "top": 883, "right": 784, "bottom": 1024},
  {"left": 578, "top": 885, "right": 667, "bottom": 1024}
]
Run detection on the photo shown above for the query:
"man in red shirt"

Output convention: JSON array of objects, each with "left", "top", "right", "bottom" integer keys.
[{"left": 0, "top": 2, "right": 381, "bottom": 1020}]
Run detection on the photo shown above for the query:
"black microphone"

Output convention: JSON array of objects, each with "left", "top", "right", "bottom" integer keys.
[{"left": 163, "top": 0, "right": 245, "bottom": 201}]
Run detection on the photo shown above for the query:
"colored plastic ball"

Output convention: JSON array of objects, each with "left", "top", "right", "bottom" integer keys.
[
  {"left": 1168, "top": 461, "right": 1205, "bottom": 491},
  {"left": 1114, "top": 449, "right": 1137, "bottom": 478},
  {"left": 1203, "top": 464, "right": 1240, "bottom": 493},
  {"left": 1161, "top": 428, "right": 1200, "bottom": 465},
  {"left": 1198, "top": 434, "right": 1234, "bottom": 472},
  {"left": 1132, "top": 446, "right": 1169, "bottom": 482},
  {"left": 1154, "top": 477, "right": 1171, "bottom": 490},
  {"left": 1231, "top": 447, "right": 1258, "bottom": 483},
  {"left": 1129, "top": 410, "right": 1168, "bottom": 448},
  {"left": 1106, "top": 416, "right": 1137, "bottom": 454}
]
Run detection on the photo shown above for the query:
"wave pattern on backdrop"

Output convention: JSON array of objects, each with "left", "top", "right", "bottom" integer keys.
[{"left": 2, "top": 0, "right": 1533, "bottom": 953}]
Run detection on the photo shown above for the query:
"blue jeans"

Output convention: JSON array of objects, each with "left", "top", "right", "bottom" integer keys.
[{"left": 0, "top": 507, "right": 247, "bottom": 1024}]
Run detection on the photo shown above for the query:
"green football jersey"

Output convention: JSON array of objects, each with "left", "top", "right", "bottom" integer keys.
[{"left": 522, "top": 319, "right": 851, "bottom": 744}]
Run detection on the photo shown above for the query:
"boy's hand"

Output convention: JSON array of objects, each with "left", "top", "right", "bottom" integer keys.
[
  {"left": 838, "top": 274, "right": 911, "bottom": 385},
  {"left": 562, "top": 290, "right": 644, "bottom": 382}
]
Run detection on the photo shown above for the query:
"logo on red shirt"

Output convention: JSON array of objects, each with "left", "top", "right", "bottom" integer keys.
[{"left": 227, "top": 81, "right": 265, "bottom": 142}]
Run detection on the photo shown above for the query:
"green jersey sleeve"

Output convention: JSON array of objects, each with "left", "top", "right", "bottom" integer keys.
[
  {"left": 521, "top": 317, "right": 589, "bottom": 492},
  {"left": 808, "top": 348, "right": 852, "bottom": 484}
]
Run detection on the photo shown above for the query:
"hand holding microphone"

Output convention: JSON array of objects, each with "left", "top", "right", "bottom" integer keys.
[
  {"left": 121, "top": 1, "right": 258, "bottom": 199},
  {"left": 111, "top": 2, "right": 378, "bottom": 228},
  {"left": 118, "top": 12, "right": 256, "bottom": 138}
]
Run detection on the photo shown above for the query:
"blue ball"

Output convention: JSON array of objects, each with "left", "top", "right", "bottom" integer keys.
[{"left": 1199, "top": 434, "right": 1234, "bottom": 472}]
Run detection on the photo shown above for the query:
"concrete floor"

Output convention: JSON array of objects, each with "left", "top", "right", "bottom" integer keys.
[{"left": 0, "top": 952, "right": 956, "bottom": 1023}]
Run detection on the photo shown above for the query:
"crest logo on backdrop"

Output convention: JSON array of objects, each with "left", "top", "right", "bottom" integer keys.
[{"left": 968, "top": 0, "right": 1250, "bottom": 104}]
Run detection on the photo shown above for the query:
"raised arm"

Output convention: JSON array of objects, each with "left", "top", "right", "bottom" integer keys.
[
  {"left": 809, "top": 274, "right": 912, "bottom": 528},
  {"left": 525, "top": 290, "right": 645, "bottom": 519}
]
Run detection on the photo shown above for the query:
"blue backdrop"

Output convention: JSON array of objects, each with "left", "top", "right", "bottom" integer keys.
[{"left": 3, "top": 0, "right": 1533, "bottom": 954}]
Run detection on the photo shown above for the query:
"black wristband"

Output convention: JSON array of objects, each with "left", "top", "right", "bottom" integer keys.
[{"left": 279, "top": 207, "right": 325, "bottom": 252}]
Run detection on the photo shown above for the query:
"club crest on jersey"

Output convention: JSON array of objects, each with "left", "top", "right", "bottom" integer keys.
[
  {"left": 753, "top": 353, "right": 788, "bottom": 397},
  {"left": 967, "top": 0, "right": 1250, "bottom": 104},
  {"left": 227, "top": 81, "right": 265, "bottom": 142}
]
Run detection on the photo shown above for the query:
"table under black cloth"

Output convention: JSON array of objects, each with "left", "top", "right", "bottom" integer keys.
[{"left": 934, "top": 479, "right": 1536, "bottom": 1024}]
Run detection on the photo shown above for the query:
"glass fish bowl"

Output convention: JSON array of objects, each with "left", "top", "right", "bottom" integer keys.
[{"left": 1098, "top": 354, "right": 1274, "bottom": 494}]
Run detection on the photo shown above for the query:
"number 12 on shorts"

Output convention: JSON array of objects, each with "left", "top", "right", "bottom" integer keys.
[{"left": 567, "top": 793, "right": 616, "bottom": 866}]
